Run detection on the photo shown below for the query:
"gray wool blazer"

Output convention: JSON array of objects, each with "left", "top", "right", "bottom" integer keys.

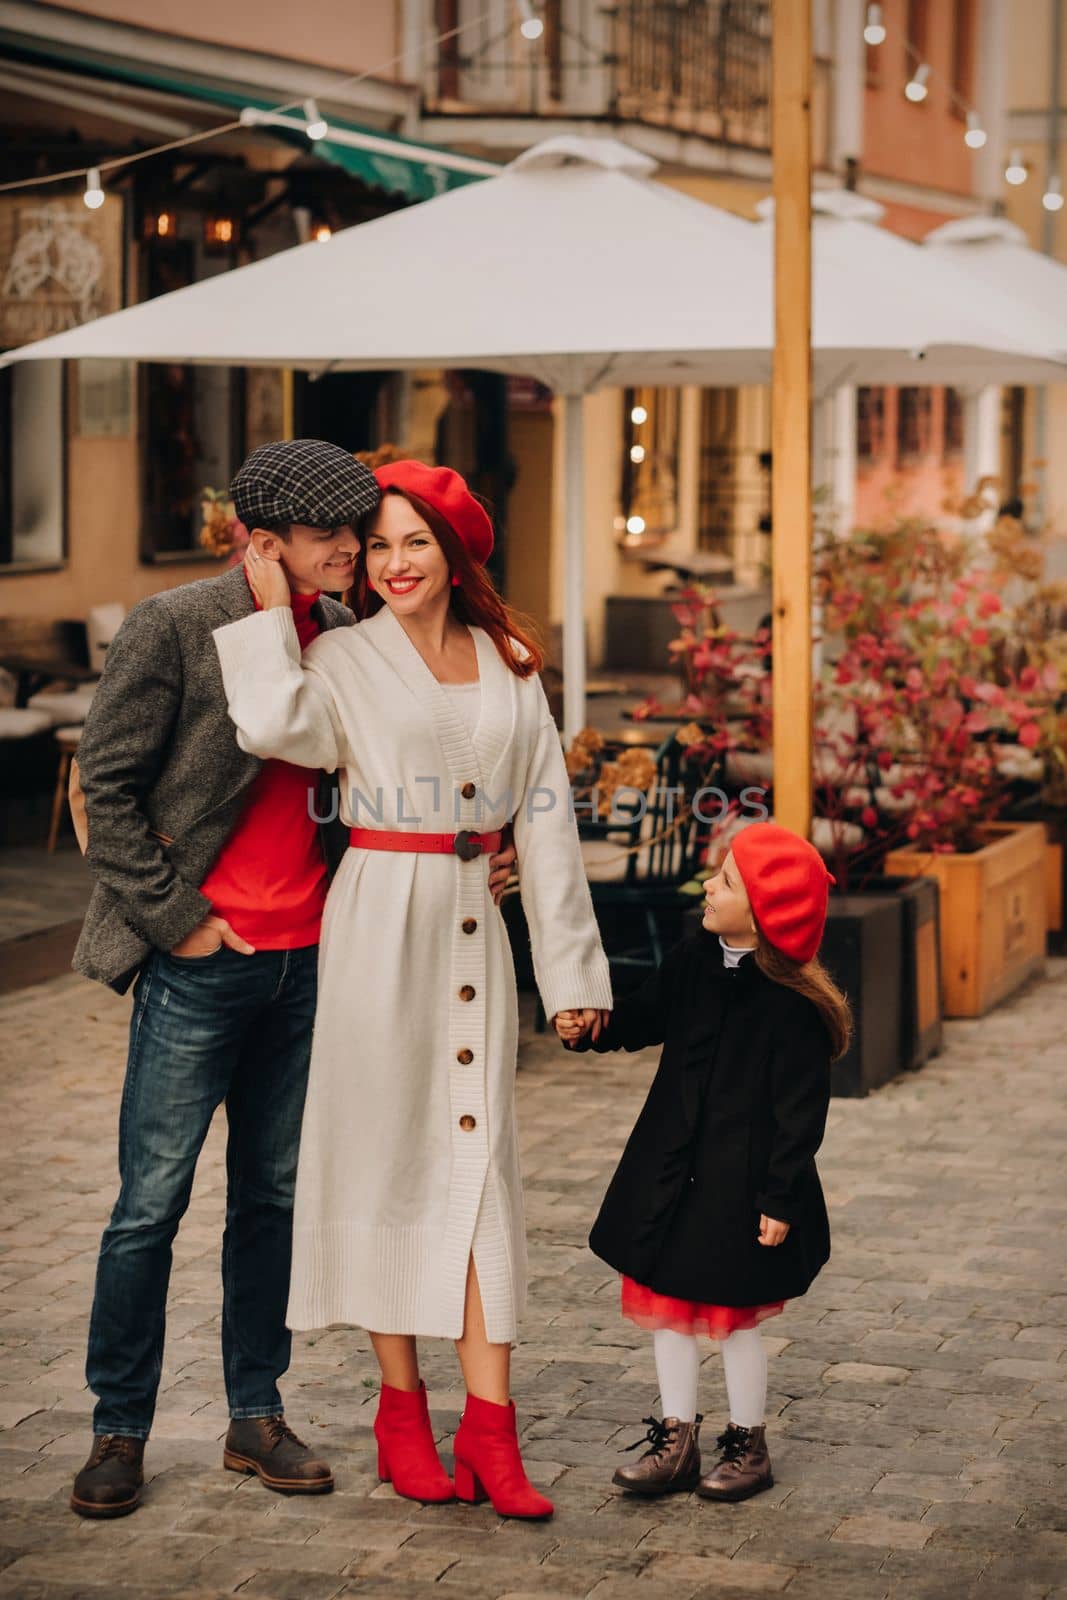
[{"left": 73, "top": 563, "right": 353, "bottom": 993}]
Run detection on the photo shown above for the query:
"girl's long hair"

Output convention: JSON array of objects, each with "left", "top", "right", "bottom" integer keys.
[
  {"left": 352, "top": 485, "right": 544, "bottom": 680},
  {"left": 754, "top": 932, "right": 853, "bottom": 1061}
]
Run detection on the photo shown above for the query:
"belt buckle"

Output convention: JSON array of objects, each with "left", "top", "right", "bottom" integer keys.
[{"left": 453, "top": 829, "right": 482, "bottom": 862}]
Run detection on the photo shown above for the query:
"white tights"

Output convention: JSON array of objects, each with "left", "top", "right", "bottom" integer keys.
[{"left": 652, "top": 1326, "right": 767, "bottom": 1428}]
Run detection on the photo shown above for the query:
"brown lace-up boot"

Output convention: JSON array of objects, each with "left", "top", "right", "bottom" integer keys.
[
  {"left": 70, "top": 1434, "right": 145, "bottom": 1518},
  {"left": 612, "top": 1415, "right": 703, "bottom": 1496},
  {"left": 223, "top": 1415, "right": 334, "bottom": 1493},
  {"left": 697, "top": 1422, "right": 773, "bottom": 1501}
]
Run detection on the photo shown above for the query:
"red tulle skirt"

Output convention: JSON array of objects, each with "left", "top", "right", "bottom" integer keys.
[{"left": 621, "top": 1276, "right": 786, "bottom": 1339}]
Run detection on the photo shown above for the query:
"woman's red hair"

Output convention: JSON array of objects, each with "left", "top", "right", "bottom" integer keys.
[{"left": 352, "top": 486, "right": 545, "bottom": 679}]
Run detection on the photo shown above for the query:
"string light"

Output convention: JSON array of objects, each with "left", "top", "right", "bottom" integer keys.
[
  {"left": 629, "top": 444, "right": 646, "bottom": 464},
  {"left": 863, "top": 4, "right": 886, "bottom": 46},
  {"left": 964, "top": 111, "right": 987, "bottom": 149},
  {"left": 875, "top": 14, "right": 997, "bottom": 165},
  {"left": 313, "top": 223, "right": 333, "bottom": 242},
  {"left": 630, "top": 404, "right": 648, "bottom": 424},
  {"left": 1043, "top": 174, "right": 1064, "bottom": 213},
  {"left": 625, "top": 515, "right": 646, "bottom": 535},
  {"left": 1005, "top": 149, "right": 1029, "bottom": 186},
  {"left": 516, "top": 1, "right": 543, "bottom": 40},
  {"left": 0, "top": 10, "right": 498, "bottom": 198},
  {"left": 303, "top": 98, "right": 328, "bottom": 141},
  {"left": 83, "top": 167, "right": 105, "bottom": 209}
]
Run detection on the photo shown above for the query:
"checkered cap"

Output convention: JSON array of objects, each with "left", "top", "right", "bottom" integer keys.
[{"left": 230, "top": 439, "right": 380, "bottom": 531}]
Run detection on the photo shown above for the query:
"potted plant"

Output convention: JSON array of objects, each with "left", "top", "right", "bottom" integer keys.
[
  {"left": 199, "top": 488, "right": 249, "bottom": 565},
  {"left": 644, "top": 508, "right": 1062, "bottom": 1082},
  {"left": 817, "top": 514, "right": 1062, "bottom": 1019},
  {"left": 637, "top": 588, "right": 920, "bottom": 1096}
]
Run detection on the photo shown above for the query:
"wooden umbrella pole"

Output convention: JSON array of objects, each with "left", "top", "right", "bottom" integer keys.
[{"left": 771, "top": 0, "right": 813, "bottom": 839}]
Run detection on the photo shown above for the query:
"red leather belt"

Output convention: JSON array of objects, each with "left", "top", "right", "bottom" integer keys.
[{"left": 349, "top": 826, "right": 503, "bottom": 863}]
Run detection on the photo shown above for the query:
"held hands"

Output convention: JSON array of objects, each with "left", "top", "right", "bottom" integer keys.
[
  {"left": 487, "top": 832, "right": 517, "bottom": 907},
  {"left": 758, "top": 1214, "right": 790, "bottom": 1247},
  {"left": 553, "top": 1008, "right": 610, "bottom": 1044},
  {"left": 244, "top": 539, "right": 293, "bottom": 611},
  {"left": 170, "top": 914, "right": 256, "bottom": 959}
]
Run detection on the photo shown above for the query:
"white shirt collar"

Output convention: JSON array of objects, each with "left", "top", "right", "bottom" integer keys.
[{"left": 719, "top": 937, "right": 755, "bottom": 970}]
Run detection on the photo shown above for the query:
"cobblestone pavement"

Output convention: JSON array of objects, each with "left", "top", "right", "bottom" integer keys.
[{"left": 1, "top": 963, "right": 1065, "bottom": 1600}]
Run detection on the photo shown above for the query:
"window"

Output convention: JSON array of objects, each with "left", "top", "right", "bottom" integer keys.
[
  {"left": 857, "top": 387, "right": 886, "bottom": 464},
  {"left": 138, "top": 231, "right": 246, "bottom": 562},
  {"left": 951, "top": 0, "right": 976, "bottom": 108},
  {"left": 619, "top": 386, "right": 679, "bottom": 545},
  {"left": 906, "top": 0, "right": 929, "bottom": 60},
  {"left": 0, "top": 360, "right": 66, "bottom": 570},
  {"left": 943, "top": 388, "right": 964, "bottom": 460},
  {"left": 897, "top": 388, "right": 933, "bottom": 463}
]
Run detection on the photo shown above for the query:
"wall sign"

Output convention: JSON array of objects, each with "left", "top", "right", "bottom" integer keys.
[{"left": 0, "top": 194, "right": 123, "bottom": 348}]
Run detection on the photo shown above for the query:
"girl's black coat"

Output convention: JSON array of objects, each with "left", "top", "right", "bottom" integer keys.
[{"left": 577, "top": 932, "right": 832, "bottom": 1307}]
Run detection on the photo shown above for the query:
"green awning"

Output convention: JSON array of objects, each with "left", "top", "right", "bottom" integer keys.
[{"left": 2, "top": 38, "right": 497, "bottom": 203}]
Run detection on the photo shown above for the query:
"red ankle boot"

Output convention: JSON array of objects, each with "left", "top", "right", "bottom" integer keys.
[
  {"left": 374, "top": 1381, "right": 454, "bottom": 1503},
  {"left": 453, "top": 1394, "right": 553, "bottom": 1519}
]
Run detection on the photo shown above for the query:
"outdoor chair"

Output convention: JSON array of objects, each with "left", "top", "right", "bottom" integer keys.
[
  {"left": 586, "top": 730, "right": 723, "bottom": 974},
  {"left": 534, "top": 732, "right": 723, "bottom": 1030}
]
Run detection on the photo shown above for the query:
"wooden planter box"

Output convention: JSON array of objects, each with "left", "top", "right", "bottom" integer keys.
[
  {"left": 884, "top": 822, "right": 1047, "bottom": 1018},
  {"left": 1005, "top": 797, "right": 1066, "bottom": 951}
]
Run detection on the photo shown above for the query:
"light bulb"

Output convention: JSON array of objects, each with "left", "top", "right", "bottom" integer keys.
[
  {"left": 630, "top": 405, "right": 648, "bottom": 424},
  {"left": 1043, "top": 175, "right": 1064, "bottom": 212},
  {"left": 863, "top": 3, "right": 886, "bottom": 46},
  {"left": 304, "top": 98, "right": 328, "bottom": 141},
  {"left": 517, "top": 1, "right": 543, "bottom": 39},
  {"left": 964, "top": 111, "right": 987, "bottom": 149},
  {"left": 630, "top": 445, "right": 646, "bottom": 464},
  {"left": 626, "top": 515, "right": 646, "bottom": 535},
  {"left": 83, "top": 167, "right": 105, "bottom": 210},
  {"left": 904, "top": 63, "right": 930, "bottom": 102},
  {"left": 1005, "top": 149, "right": 1028, "bottom": 185},
  {"left": 313, "top": 223, "right": 333, "bottom": 242}
]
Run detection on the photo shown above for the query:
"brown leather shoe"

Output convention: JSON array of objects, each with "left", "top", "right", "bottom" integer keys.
[
  {"left": 223, "top": 1416, "right": 334, "bottom": 1494},
  {"left": 70, "top": 1434, "right": 145, "bottom": 1518},
  {"left": 697, "top": 1422, "right": 773, "bottom": 1501},
  {"left": 612, "top": 1415, "right": 702, "bottom": 1496}
]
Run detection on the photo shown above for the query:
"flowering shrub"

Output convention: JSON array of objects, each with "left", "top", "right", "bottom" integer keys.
[
  {"left": 817, "top": 517, "right": 1065, "bottom": 858},
  {"left": 647, "top": 516, "right": 1065, "bottom": 884},
  {"left": 199, "top": 488, "right": 249, "bottom": 565}
]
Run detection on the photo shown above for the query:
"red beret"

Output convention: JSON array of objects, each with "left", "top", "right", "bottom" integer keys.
[
  {"left": 731, "top": 822, "right": 835, "bottom": 964},
  {"left": 374, "top": 461, "right": 494, "bottom": 566}
]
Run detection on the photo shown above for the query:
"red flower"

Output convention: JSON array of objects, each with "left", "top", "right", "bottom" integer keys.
[{"left": 1018, "top": 722, "right": 1041, "bottom": 749}]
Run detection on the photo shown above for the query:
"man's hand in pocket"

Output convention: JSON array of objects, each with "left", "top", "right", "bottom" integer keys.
[{"left": 170, "top": 914, "right": 255, "bottom": 958}]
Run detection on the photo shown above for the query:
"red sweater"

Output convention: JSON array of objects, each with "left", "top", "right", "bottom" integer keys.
[{"left": 201, "top": 588, "right": 328, "bottom": 949}]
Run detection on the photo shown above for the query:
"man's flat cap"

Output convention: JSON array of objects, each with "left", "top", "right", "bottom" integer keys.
[{"left": 231, "top": 438, "right": 380, "bottom": 530}]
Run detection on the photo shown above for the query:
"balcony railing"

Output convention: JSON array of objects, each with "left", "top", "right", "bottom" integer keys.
[
  {"left": 608, "top": 0, "right": 772, "bottom": 147},
  {"left": 428, "top": 0, "right": 801, "bottom": 153}
]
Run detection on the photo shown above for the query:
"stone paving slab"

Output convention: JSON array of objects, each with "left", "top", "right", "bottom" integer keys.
[{"left": 1, "top": 964, "right": 1065, "bottom": 1599}]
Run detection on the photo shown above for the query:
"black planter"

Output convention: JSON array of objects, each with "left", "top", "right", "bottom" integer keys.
[
  {"left": 860, "top": 875, "right": 943, "bottom": 1072},
  {"left": 821, "top": 894, "right": 903, "bottom": 1098}
]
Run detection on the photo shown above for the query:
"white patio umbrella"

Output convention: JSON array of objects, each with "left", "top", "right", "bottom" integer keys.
[
  {"left": 5, "top": 139, "right": 1066, "bottom": 737},
  {"left": 923, "top": 214, "right": 1067, "bottom": 327},
  {"left": 758, "top": 190, "right": 1067, "bottom": 393}
]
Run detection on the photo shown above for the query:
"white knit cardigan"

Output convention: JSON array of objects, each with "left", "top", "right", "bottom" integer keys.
[{"left": 213, "top": 604, "right": 612, "bottom": 1341}]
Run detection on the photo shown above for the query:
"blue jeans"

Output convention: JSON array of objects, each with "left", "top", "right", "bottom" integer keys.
[{"left": 86, "top": 944, "right": 318, "bottom": 1439}]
